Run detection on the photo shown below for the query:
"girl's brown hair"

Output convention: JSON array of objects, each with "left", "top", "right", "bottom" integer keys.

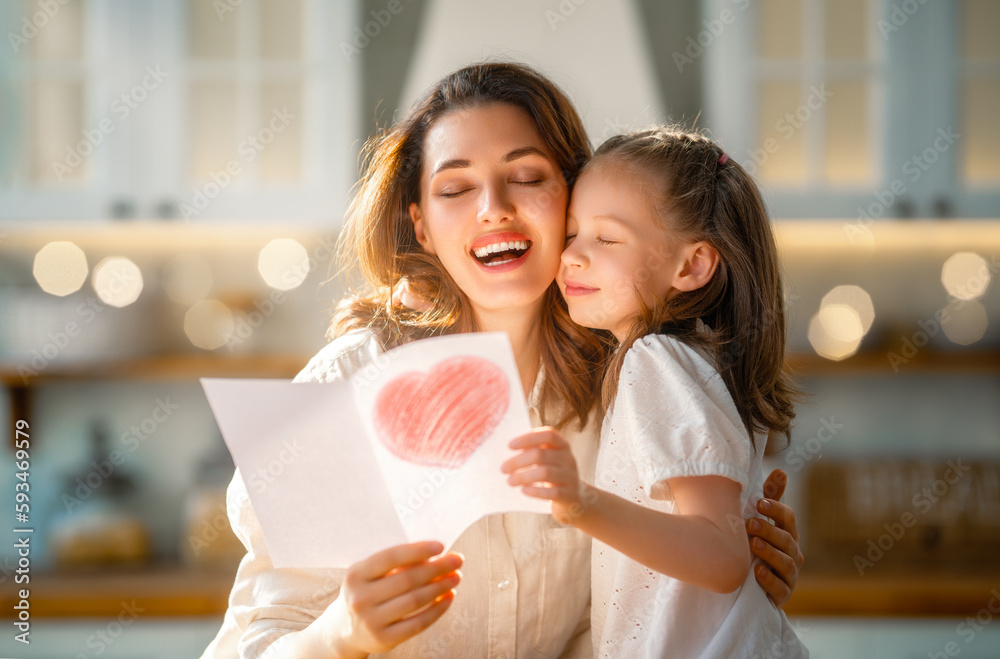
[
  {"left": 590, "top": 127, "right": 798, "bottom": 447},
  {"left": 333, "top": 62, "right": 607, "bottom": 428}
]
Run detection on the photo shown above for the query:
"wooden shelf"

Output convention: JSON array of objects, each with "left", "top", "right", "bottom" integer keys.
[
  {"left": 785, "top": 349, "right": 1000, "bottom": 376},
  {"left": 6, "top": 566, "right": 996, "bottom": 618},
  {"left": 0, "top": 353, "right": 312, "bottom": 387},
  {"left": 784, "top": 572, "right": 1000, "bottom": 617},
  {"left": 2, "top": 348, "right": 997, "bottom": 388},
  {"left": 1, "top": 566, "right": 236, "bottom": 617}
]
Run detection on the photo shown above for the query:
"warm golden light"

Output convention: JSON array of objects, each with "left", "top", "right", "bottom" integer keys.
[
  {"left": 817, "top": 303, "right": 865, "bottom": 343},
  {"left": 257, "top": 238, "right": 309, "bottom": 291},
  {"left": 33, "top": 241, "right": 88, "bottom": 296},
  {"left": 92, "top": 257, "right": 144, "bottom": 308},
  {"left": 184, "top": 300, "right": 234, "bottom": 350},
  {"left": 808, "top": 311, "right": 862, "bottom": 361},
  {"left": 163, "top": 253, "right": 214, "bottom": 305},
  {"left": 942, "top": 299, "right": 988, "bottom": 345},
  {"left": 941, "top": 252, "right": 991, "bottom": 301},
  {"left": 821, "top": 285, "right": 875, "bottom": 334}
]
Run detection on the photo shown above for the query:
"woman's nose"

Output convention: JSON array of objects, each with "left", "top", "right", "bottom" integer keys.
[{"left": 478, "top": 179, "right": 514, "bottom": 224}]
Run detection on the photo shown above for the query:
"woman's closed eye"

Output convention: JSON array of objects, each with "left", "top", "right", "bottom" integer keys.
[{"left": 437, "top": 187, "right": 473, "bottom": 199}]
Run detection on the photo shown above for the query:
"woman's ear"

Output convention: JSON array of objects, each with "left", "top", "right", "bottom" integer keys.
[
  {"left": 672, "top": 241, "right": 719, "bottom": 292},
  {"left": 409, "top": 202, "right": 436, "bottom": 254}
]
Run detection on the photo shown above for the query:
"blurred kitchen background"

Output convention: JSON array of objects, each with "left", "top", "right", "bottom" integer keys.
[{"left": 0, "top": 0, "right": 998, "bottom": 657}]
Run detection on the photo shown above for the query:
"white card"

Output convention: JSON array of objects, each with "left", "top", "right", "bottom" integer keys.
[{"left": 201, "top": 332, "right": 548, "bottom": 568}]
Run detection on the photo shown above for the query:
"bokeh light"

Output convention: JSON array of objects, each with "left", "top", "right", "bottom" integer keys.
[
  {"left": 257, "top": 238, "right": 309, "bottom": 291},
  {"left": 808, "top": 308, "right": 863, "bottom": 361},
  {"left": 33, "top": 241, "right": 88, "bottom": 296},
  {"left": 92, "top": 257, "right": 144, "bottom": 308},
  {"left": 817, "top": 304, "right": 865, "bottom": 343},
  {"left": 941, "top": 299, "right": 988, "bottom": 345},
  {"left": 184, "top": 300, "right": 234, "bottom": 350},
  {"left": 941, "top": 252, "right": 991, "bottom": 301},
  {"left": 163, "top": 253, "right": 213, "bottom": 305},
  {"left": 821, "top": 285, "right": 875, "bottom": 334}
]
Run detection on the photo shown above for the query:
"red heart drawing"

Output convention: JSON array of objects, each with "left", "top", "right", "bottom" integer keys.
[{"left": 373, "top": 356, "right": 510, "bottom": 469}]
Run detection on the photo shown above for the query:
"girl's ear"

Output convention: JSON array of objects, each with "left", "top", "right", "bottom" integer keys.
[
  {"left": 409, "top": 202, "right": 436, "bottom": 255},
  {"left": 672, "top": 241, "right": 719, "bottom": 292}
]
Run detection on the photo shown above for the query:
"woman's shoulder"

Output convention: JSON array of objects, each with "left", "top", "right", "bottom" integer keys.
[{"left": 293, "top": 328, "right": 384, "bottom": 383}]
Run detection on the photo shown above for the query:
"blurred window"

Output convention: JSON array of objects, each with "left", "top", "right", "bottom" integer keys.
[
  {"left": 0, "top": 0, "right": 357, "bottom": 222},
  {"left": 187, "top": 0, "right": 304, "bottom": 183},
  {"left": 706, "top": 0, "right": 1000, "bottom": 218}
]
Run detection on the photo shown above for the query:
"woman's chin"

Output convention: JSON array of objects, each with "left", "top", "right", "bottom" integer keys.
[{"left": 464, "top": 281, "right": 552, "bottom": 319}]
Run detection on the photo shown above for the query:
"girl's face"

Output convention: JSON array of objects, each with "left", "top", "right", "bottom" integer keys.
[
  {"left": 409, "top": 103, "right": 568, "bottom": 317},
  {"left": 557, "top": 165, "right": 689, "bottom": 340}
]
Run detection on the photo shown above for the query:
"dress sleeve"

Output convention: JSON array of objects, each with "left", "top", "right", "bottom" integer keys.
[
  {"left": 199, "top": 330, "right": 381, "bottom": 658},
  {"left": 615, "top": 335, "right": 753, "bottom": 501}
]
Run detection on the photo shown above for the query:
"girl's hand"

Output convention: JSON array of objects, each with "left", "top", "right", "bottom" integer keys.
[
  {"left": 501, "top": 427, "right": 586, "bottom": 524},
  {"left": 747, "top": 469, "right": 804, "bottom": 607},
  {"left": 319, "top": 541, "right": 462, "bottom": 657}
]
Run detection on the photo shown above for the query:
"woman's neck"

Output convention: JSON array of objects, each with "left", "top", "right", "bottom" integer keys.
[{"left": 473, "top": 303, "right": 543, "bottom": 397}]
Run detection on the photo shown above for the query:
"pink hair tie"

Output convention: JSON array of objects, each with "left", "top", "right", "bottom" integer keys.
[{"left": 718, "top": 153, "right": 729, "bottom": 165}]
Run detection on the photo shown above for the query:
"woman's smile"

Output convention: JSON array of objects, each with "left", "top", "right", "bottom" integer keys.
[{"left": 470, "top": 231, "right": 533, "bottom": 271}]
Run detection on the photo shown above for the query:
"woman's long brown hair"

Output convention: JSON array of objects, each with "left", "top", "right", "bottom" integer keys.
[
  {"left": 333, "top": 62, "right": 607, "bottom": 429},
  {"left": 591, "top": 127, "right": 799, "bottom": 449}
]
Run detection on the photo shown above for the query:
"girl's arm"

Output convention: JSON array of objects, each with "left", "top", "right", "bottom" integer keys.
[{"left": 503, "top": 428, "right": 750, "bottom": 595}]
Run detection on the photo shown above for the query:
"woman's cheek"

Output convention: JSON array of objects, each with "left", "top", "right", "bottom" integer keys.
[{"left": 522, "top": 181, "right": 567, "bottom": 224}]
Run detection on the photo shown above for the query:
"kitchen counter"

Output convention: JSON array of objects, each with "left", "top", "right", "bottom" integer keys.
[{"left": 4, "top": 568, "right": 997, "bottom": 618}]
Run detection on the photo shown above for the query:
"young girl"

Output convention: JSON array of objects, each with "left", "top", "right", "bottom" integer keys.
[{"left": 502, "top": 128, "right": 808, "bottom": 658}]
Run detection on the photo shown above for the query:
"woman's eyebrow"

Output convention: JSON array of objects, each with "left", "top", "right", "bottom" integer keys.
[
  {"left": 431, "top": 147, "right": 546, "bottom": 177},
  {"left": 432, "top": 159, "right": 471, "bottom": 176},
  {"left": 502, "top": 146, "right": 547, "bottom": 163}
]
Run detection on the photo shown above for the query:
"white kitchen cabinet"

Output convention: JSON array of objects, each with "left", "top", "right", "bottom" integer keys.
[
  {"left": 704, "top": 0, "right": 1000, "bottom": 218},
  {"left": 0, "top": 0, "right": 359, "bottom": 223}
]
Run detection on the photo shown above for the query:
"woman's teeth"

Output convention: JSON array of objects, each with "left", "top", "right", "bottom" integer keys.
[
  {"left": 472, "top": 240, "right": 530, "bottom": 258},
  {"left": 472, "top": 240, "right": 531, "bottom": 265}
]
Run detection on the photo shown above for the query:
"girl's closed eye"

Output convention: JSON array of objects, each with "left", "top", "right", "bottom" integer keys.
[
  {"left": 564, "top": 233, "right": 577, "bottom": 246},
  {"left": 596, "top": 236, "right": 617, "bottom": 246}
]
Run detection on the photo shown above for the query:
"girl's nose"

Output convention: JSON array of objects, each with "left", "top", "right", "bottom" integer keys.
[
  {"left": 478, "top": 179, "right": 514, "bottom": 224},
  {"left": 561, "top": 240, "right": 587, "bottom": 268}
]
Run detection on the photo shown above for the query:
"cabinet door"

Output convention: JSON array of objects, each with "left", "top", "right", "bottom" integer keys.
[
  {"left": 167, "top": 0, "right": 359, "bottom": 224},
  {"left": 0, "top": 0, "right": 359, "bottom": 223},
  {"left": 0, "top": 0, "right": 124, "bottom": 219},
  {"left": 704, "top": 0, "right": 1000, "bottom": 219}
]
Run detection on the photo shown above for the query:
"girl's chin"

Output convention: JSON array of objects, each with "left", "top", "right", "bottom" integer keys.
[{"left": 566, "top": 306, "right": 614, "bottom": 334}]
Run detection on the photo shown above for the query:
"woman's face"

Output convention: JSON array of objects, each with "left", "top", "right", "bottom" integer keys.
[{"left": 409, "top": 103, "right": 568, "bottom": 317}]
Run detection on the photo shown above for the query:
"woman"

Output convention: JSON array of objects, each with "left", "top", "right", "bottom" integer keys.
[{"left": 202, "top": 62, "right": 804, "bottom": 659}]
